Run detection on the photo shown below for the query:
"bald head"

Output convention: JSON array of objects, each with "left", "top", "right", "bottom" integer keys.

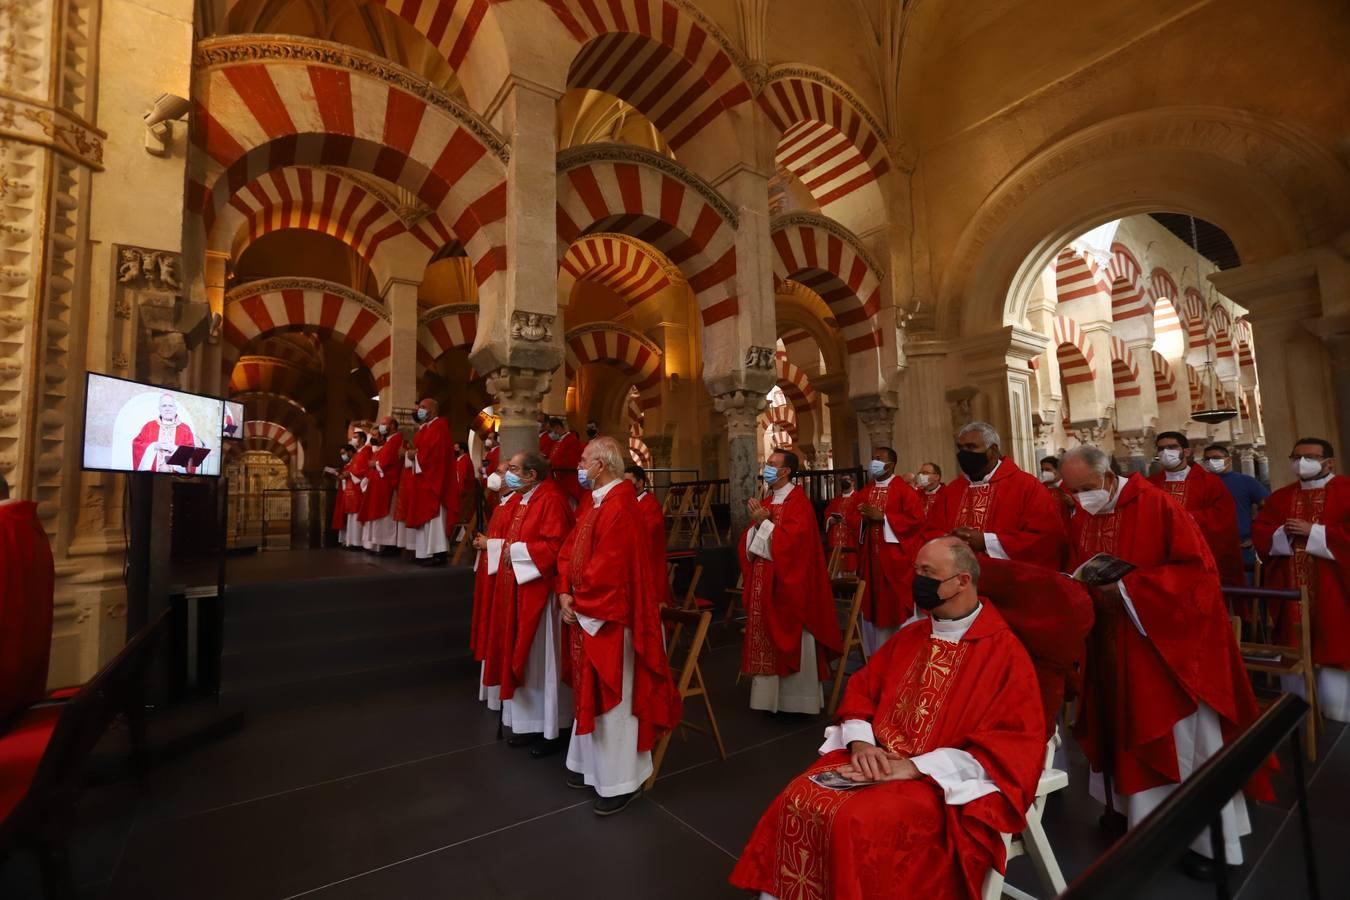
[{"left": 913, "top": 536, "right": 981, "bottom": 619}]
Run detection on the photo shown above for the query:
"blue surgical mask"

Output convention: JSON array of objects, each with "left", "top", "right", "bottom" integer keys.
[
  {"left": 504, "top": 471, "right": 524, "bottom": 491},
  {"left": 415, "top": 408, "right": 428, "bottom": 422},
  {"left": 762, "top": 465, "right": 779, "bottom": 483},
  {"left": 577, "top": 467, "right": 592, "bottom": 489},
  {"left": 868, "top": 460, "right": 886, "bottom": 478}
]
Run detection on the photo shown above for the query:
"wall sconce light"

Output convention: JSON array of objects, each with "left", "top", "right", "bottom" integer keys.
[
  {"left": 144, "top": 93, "right": 192, "bottom": 157},
  {"left": 669, "top": 372, "right": 680, "bottom": 392}
]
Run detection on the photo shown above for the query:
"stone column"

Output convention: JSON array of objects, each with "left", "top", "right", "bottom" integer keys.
[
  {"left": 1116, "top": 431, "right": 1153, "bottom": 473},
  {"left": 715, "top": 389, "right": 767, "bottom": 536},
  {"left": 487, "top": 367, "right": 552, "bottom": 461},
  {"left": 1125, "top": 336, "right": 1160, "bottom": 432},
  {"left": 1256, "top": 447, "right": 1270, "bottom": 484},
  {"left": 381, "top": 278, "right": 420, "bottom": 416},
  {"left": 893, "top": 341, "right": 952, "bottom": 473},
  {"left": 1236, "top": 443, "right": 1257, "bottom": 477},
  {"left": 853, "top": 397, "right": 898, "bottom": 457},
  {"left": 956, "top": 326, "right": 1050, "bottom": 471},
  {"left": 1302, "top": 318, "right": 1350, "bottom": 467}
]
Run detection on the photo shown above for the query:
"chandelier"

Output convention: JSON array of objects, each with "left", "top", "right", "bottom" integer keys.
[{"left": 1186, "top": 215, "right": 1237, "bottom": 426}]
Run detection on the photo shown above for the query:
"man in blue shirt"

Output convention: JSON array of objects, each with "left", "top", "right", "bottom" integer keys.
[{"left": 1202, "top": 444, "right": 1269, "bottom": 582}]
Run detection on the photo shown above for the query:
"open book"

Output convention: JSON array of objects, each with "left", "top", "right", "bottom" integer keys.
[
  {"left": 1070, "top": 553, "right": 1136, "bottom": 587},
  {"left": 808, "top": 770, "right": 877, "bottom": 791}
]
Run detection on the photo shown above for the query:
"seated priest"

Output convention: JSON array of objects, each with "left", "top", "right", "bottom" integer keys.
[
  {"left": 557, "top": 436, "right": 680, "bottom": 816},
  {"left": 623, "top": 464, "right": 669, "bottom": 605},
  {"left": 0, "top": 473, "right": 56, "bottom": 724},
  {"left": 738, "top": 450, "right": 843, "bottom": 714},
  {"left": 1147, "top": 431, "right": 1246, "bottom": 587},
  {"left": 1060, "top": 445, "right": 1274, "bottom": 879},
  {"left": 471, "top": 462, "right": 519, "bottom": 710},
  {"left": 923, "top": 422, "right": 1067, "bottom": 571},
  {"left": 730, "top": 536, "right": 1047, "bottom": 900}
]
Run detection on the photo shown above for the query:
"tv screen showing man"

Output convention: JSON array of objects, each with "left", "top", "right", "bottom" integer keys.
[{"left": 82, "top": 373, "right": 223, "bottom": 476}]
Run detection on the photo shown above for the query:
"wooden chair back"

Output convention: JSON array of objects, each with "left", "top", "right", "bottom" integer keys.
[
  {"left": 646, "top": 608, "right": 726, "bottom": 790},
  {"left": 826, "top": 579, "right": 868, "bottom": 718}
]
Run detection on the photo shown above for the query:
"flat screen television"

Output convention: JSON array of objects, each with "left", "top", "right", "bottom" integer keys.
[
  {"left": 222, "top": 400, "right": 244, "bottom": 440},
  {"left": 82, "top": 372, "right": 224, "bottom": 476}
]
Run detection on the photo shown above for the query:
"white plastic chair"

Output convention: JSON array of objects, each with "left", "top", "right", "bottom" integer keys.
[{"left": 981, "top": 729, "right": 1069, "bottom": 900}]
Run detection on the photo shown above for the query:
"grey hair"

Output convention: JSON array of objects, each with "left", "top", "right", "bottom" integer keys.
[
  {"left": 957, "top": 421, "right": 1001, "bottom": 448},
  {"left": 1063, "top": 444, "right": 1112, "bottom": 476},
  {"left": 587, "top": 435, "right": 625, "bottom": 476},
  {"left": 946, "top": 538, "right": 982, "bottom": 585}
]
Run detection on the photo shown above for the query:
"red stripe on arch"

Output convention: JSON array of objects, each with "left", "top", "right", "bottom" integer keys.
[
  {"left": 223, "top": 65, "right": 296, "bottom": 138},
  {"left": 307, "top": 67, "right": 354, "bottom": 134}
]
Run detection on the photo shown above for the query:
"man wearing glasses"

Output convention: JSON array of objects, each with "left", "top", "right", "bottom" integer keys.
[{"left": 1252, "top": 438, "right": 1350, "bottom": 723}]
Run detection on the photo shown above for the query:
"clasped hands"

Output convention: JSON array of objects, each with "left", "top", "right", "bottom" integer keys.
[
  {"left": 859, "top": 503, "right": 884, "bottom": 523},
  {"left": 559, "top": 592, "right": 578, "bottom": 626},
  {"left": 842, "top": 741, "right": 920, "bottom": 783},
  {"left": 1285, "top": 518, "right": 1314, "bottom": 538},
  {"left": 746, "top": 498, "right": 771, "bottom": 524},
  {"left": 471, "top": 532, "right": 488, "bottom": 551}
]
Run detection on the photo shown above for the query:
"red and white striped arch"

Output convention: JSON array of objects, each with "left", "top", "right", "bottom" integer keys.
[
  {"left": 1052, "top": 316, "right": 1095, "bottom": 385},
  {"left": 365, "top": 0, "right": 494, "bottom": 73},
  {"left": 1054, "top": 247, "right": 1110, "bottom": 304},
  {"left": 191, "top": 39, "right": 508, "bottom": 290},
  {"left": 1236, "top": 319, "right": 1256, "bottom": 369},
  {"left": 758, "top": 69, "right": 889, "bottom": 232},
  {"left": 759, "top": 402, "right": 798, "bottom": 434},
  {"left": 212, "top": 167, "right": 448, "bottom": 275},
  {"left": 1152, "top": 351, "right": 1179, "bottom": 403},
  {"left": 1108, "top": 337, "right": 1141, "bottom": 398},
  {"left": 416, "top": 304, "right": 479, "bottom": 372},
  {"left": 1180, "top": 288, "right": 1209, "bottom": 349},
  {"left": 1211, "top": 305, "right": 1235, "bottom": 360},
  {"left": 564, "top": 323, "right": 664, "bottom": 411},
  {"left": 556, "top": 147, "right": 737, "bottom": 326},
  {"left": 232, "top": 392, "right": 309, "bottom": 434},
  {"left": 769, "top": 214, "right": 883, "bottom": 354},
  {"left": 228, "top": 356, "right": 321, "bottom": 407},
  {"left": 774, "top": 351, "right": 817, "bottom": 416},
  {"left": 1107, "top": 243, "right": 1149, "bottom": 321},
  {"left": 223, "top": 279, "right": 392, "bottom": 390},
  {"left": 558, "top": 233, "right": 678, "bottom": 309},
  {"left": 242, "top": 420, "right": 304, "bottom": 471},
  {"left": 548, "top": 0, "right": 751, "bottom": 151}
]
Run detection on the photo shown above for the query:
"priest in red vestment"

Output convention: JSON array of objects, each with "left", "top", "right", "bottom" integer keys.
[
  {"left": 557, "top": 436, "right": 680, "bottom": 815},
  {"left": 846, "top": 447, "right": 926, "bottom": 655},
  {"left": 0, "top": 474, "right": 56, "bottom": 724},
  {"left": 1039, "top": 456, "right": 1078, "bottom": 527},
  {"left": 923, "top": 422, "right": 1067, "bottom": 571},
  {"left": 730, "top": 537, "right": 1046, "bottom": 900},
  {"left": 823, "top": 476, "right": 858, "bottom": 575},
  {"left": 472, "top": 463, "right": 518, "bottom": 709},
  {"left": 1147, "top": 431, "right": 1245, "bottom": 587},
  {"left": 1252, "top": 437, "right": 1350, "bottom": 722},
  {"left": 327, "top": 445, "right": 352, "bottom": 539},
  {"left": 393, "top": 449, "right": 416, "bottom": 553},
  {"left": 481, "top": 434, "right": 501, "bottom": 504},
  {"left": 404, "top": 398, "right": 458, "bottom": 565},
  {"left": 914, "top": 461, "right": 945, "bottom": 517},
  {"left": 1060, "top": 445, "right": 1274, "bottom": 876},
  {"left": 484, "top": 451, "right": 575, "bottom": 753},
  {"left": 452, "top": 442, "right": 477, "bottom": 525},
  {"left": 543, "top": 417, "right": 584, "bottom": 504},
  {"left": 739, "top": 451, "right": 843, "bottom": 714},
  {"left": 343, "top": 430, "right": 372, "bottom": 549},
  {"left": 130, "top": 393, "right": 202, "bottom": 473},
  {"left": 623, "top": 464, "right": 669, "bottom": 606},
  {"left": 359, "top": 417, "right": 404, "bottom": 553}
]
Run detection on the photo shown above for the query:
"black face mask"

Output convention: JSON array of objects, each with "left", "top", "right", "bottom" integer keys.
[
  {"left": 956, "top": 448, "right": 991, "bottom": 479},
  {"left": 586, "top": 428, "right": 597, "bottom": 439},
  {"left": 912, "top": 573, "right": 959, "bottom": 611}
]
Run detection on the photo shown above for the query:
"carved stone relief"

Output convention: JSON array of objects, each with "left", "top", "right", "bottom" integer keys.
[{"left": 510, "top": 311, "right": 554, "bottom": 344}]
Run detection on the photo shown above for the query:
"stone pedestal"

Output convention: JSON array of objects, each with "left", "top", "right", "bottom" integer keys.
[{"left": 715, "top": 390, "right": 767, "bottom": 536}]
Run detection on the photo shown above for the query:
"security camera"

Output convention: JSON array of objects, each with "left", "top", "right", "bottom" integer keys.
[{"left": 143, "top": 93, "right": 192, "bottom": 128}]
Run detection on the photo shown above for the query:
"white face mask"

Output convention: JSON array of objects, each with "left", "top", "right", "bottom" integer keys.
[
  {"left": 485, "top": 472, "right": 503, "bottom": 493},
  {"left": 1076, "top": 488, "right": 1112, "bottom": 516},
  {"left": 1205, "top": 458, "right": 1227, "bottom": 474},
  {"left": 1293, "top": 457, "right": 1324, "bottom": 480},
  {"left": 914, "top": 473, "right": 932, "bottom": 487},
  {"left": 1158, "top": 448, "right": 1183, "bottom": 468},
  {"left": 378, "top": 424, "right": 388, "bottom": 435},
  {"left": 1039, "top": 469, "right": 1057, "bottom": 484}
]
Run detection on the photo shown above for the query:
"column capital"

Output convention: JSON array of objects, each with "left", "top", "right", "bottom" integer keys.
[
  {"left": 714, "top": 389, "right": 767, "bottom": 440},
  {"left": 851, "top": 395, "right": 897, "bottom": 450},
  {"left": 486, "top": 366, "right": 553, "bottom": 420},
  {"left": 1071, "top": 418, "right": 1111, "bottom": 447}
]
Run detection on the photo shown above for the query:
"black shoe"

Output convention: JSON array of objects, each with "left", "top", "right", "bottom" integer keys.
[
  {"left": 530, "top": 738, "right": 564, "bottom": 758},
  {"left": 593, "top": 790, "right": 641, "bottom": 816},
  {"left": 506, "top": 732, "right": 540, "bottom": 749},
  {"left": 1180, "top": 849, "right": 1227, "bottom": 882},
  {"left": 566, "top": 771, "right": 588, "bottom": 790}
]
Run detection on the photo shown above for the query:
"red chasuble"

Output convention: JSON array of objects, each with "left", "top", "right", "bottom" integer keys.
[
  {"left": 0, "top": 501, "right": 55, "bottom": 723},
  {"left": 346, "top": 444, "right": 372, "bottom": 518},
  {"left": 557, "top": 480, "right": 680, "bottom": 752},
  {"left": 330, "top": 466, "right": 347, "bottom": 531},
  {"left": 737, "top": 487, "right": 843, "bottom": 678},
  {"left": 1148, "top": 465, "right": 1245, "bottom": 586},
  {"left": 918, "top": 483, "right": 943, "bottom": 518},
  {"left": 547, "top": 432, "right": 584, "bottom": 503},
  {"left": 393, "top": 462, "right": 414, "bottom": 524},
  {"left": 472, "top": 493, "right": 521, "bottom": 663},
  {"left": 845, "top": 478, "right": 926, "bottom": 627},
  {"left": 359, "top": 433, "right": 404, "bottom": 524},
  {"left": 454, "top": 452, "right": 477, "bottom": 522},
  {"left": 1253, "top": 476, "right": 1350, "bottom": 668},
  {"left": 1069, "top": 475, "right": 1274, "bottom": 800},
  {"left": 923, "top": 458, "right": 1068, "bottom": 571},
  {"left": 730, "top": 605, "right": 1046, "bottom": 900},
  {"left": 823, "top": 493, "right": 858, "bottom": 574},
  {"left": 131, "top": 420, "right": 197, "bottom": 472},
  {"left": 406, "top": 417, "right": 458, "bottom": 531},
  {"left": 484, "top": 480, "right": 574, "bottom": 699},
  {"left": 635, "top": 491, "right": 669, "bottom": 605}
]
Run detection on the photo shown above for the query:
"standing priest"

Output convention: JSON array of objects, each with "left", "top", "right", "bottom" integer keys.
[
  {"left": 1147, "top": 431, "right": 1245, "bottom": 587},
  {"left": 730, "top": 536, "right": 1046, "bottom": 900},
  {"left": 924, "top": 422, "right": 1067, "bottom": 571},
  {"left": 471, "top": 462, "right": 517, "bottom": 710},
  {"left": 360, "top": 417, "right": 404, "bottom": 553},
  {"left": 1060, "top": 445, "right": 1273, "bottom": 878},
  {"left": 846, "top": 447, "right": 926, "bottom": 655},
  {"left": 624, "top": 464, "right": 669, "bottom": 606},
  {"left": 557, "top": 436, "right": 680, "bottom": 815},
  {"left": 403, "top": 397, "right": 458, "bottom": 566},
  {"left": 739, "top": 450, "right": 842, "bottom": 714},
  {"left": 489, "top": 451, "right": 575, "bottom": 755}
]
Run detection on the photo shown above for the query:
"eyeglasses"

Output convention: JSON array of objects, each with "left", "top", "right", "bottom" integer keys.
[{"left": 1289, "top": 454, "right": 1325, "bottom": 462}]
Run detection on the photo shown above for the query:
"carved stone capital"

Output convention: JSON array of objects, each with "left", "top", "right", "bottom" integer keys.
[
  {"left": 945, "top": 386, "right": 980, "bottom": 432},
  {"left": 853, "top": 399, "right": 897, "bottom": 450},
  {"left": 744, "top": 345, "right": 774, "bottom": 370},
  {"left": 714, "top": 390, "right": 768, "bottom": 440},
  {"left": 1072, "top": 418, "right": 1111, "bottom": 448},
  {"left": 485, "top": 367, "right": 553, "bottom": 427}
]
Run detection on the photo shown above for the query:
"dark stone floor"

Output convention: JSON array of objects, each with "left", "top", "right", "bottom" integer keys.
[{"left": 2, "top": 548, "right": 1345, "bottom": 899}]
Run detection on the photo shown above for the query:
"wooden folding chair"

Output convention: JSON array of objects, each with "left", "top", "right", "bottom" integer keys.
[
  {"left": 695, "top": 486, "right": 721, "bottom": 547},
  {"left": 1227, "top": 584, "right": 1321, "bottom": 760},
  {"left": 666, "top": 485, "right": 698, "bottom": 546},
  {"left": 675, "top": 564, "right": 704, "bottom": 615},
  {"left": 449, "top": 511, "right": 477, "bottom": 566},
  {"left": 722, "top": 571, "right": 745, "bottom": 625},
  {"left": 646, "top": 608, "right": 727, "bottom": 790},
  {"left": 826, "top": 579, "right": 868, "bottom": 718}
]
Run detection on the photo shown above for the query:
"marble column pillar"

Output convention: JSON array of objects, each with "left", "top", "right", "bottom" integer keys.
[
  {"left": 1236, "top": 444, "right": 1257, "bottom": 477},
  {"left": 715, "top": 390, "right": 767, "bottom": 537},
  {"left": 894, "top": 341, "right": 953, "bottom": 473},
  {"left": 955, "top": 326, "right": 1050, "bottom": 471},
  {"left": 202, "top": 251, "right": 229, "bottom": 395},
  {"left": 487, "top": 368, "right": 552, "bottom": 461},
  {"left": 382, "top": 278, "right": 420, "bottom": 417},
  {"left": 1303, "top": 320, "right": 1350, "bottom": 466},
  {"left": 1256, "top": 448, "right": 1270, "bottom": 484}
]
